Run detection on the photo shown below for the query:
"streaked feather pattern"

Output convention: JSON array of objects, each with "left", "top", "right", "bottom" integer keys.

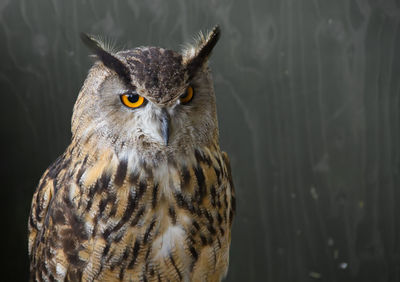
[{"left": 29, "top": 144, "right": 235, "bottom": 281}]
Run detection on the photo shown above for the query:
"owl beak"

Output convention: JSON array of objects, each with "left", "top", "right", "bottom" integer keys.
[{"left": 160, "top": 109, "right": 170, "bottom": 146}]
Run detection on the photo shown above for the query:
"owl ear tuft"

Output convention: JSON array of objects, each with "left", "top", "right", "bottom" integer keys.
[
  {"left": 80, "top": 33, "right": 131, "bottom": 85},
  {"left": 183, "top": 25, "right": 221, "bottom": 78}
]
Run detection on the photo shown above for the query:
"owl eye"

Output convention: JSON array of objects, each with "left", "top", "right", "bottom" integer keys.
[
  {"left": 120, "top": 92, "right": 145, "bottom": 108},
  {"left": 179, "top": 86, "right": 194, "bottom": 104}
]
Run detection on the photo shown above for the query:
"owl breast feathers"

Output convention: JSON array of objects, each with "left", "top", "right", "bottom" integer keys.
[{"left": 28, "top": 26, "right": 235, "bottom": 282}]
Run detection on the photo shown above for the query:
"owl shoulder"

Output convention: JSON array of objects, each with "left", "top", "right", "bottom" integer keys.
[
  {"left": 28, "top": 153, "right": 72, "bottom": 256},
  {"left": 221, "top": 152, "right": 233, "bottom": 189},
  {"left": 221, "top": 151, "right": 236, "bottom": 216}
]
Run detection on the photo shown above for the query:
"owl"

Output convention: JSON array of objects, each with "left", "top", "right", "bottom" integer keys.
[{"left": 28, "top": 26, "right": 235, "bottom": 282}]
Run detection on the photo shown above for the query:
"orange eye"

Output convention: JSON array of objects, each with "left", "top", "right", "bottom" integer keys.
[
  {"left": 180, "top": 86, "right": 194, "bottom": 104},
  {"left": 120, "top": 93, "right": 145, "bottom": 108}
]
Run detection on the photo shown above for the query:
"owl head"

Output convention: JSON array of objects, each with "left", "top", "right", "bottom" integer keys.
[{"left": 72, "top": 26, "right": 221, "bottom": 162}]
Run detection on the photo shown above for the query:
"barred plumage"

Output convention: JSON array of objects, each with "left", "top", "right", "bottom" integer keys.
[{"left": 28, "top": 26, "right": 235, "bottom": 281}]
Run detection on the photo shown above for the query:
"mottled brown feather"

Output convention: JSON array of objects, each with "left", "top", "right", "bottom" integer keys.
[{"left": 29, "top": 144, "right": 234, "bottom": 281}]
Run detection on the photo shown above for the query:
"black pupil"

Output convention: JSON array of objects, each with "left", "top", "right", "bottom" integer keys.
[
  {"left": 127, "top": 94, "right": 139, "bottom": 103},
  {"left": 180, "top": 91, "right": 188, "bottom": 99}
]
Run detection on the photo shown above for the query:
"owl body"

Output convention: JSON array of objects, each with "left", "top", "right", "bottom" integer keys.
[{"left": 28, "top": 27, "right": 235, "bottom": 281}]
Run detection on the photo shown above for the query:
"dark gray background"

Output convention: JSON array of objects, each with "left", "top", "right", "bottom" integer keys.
[{"left": 1, "top": 0, "right": 399, "bottom": 281}]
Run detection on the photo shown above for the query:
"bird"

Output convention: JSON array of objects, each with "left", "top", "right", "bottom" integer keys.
[{"left": 28, "top": 25, "right": 235, "bottom": 282}]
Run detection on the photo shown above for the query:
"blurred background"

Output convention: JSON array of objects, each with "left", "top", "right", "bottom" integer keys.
[{"left": 1, "top": 0, "right": 399, "bottom": 281}]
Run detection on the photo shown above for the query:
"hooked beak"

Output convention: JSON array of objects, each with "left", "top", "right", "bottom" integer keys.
[{"left": 160, "top": 109, "right": 170, "bottom": 146}]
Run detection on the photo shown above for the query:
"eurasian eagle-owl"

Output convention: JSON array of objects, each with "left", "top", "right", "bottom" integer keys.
[{"left": 28, "top": 26, "right": 235, "bottom": 282}]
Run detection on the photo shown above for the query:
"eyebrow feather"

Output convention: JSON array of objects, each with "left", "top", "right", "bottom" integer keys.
[
  {"left": 80, "top": 33, "right": 132, "bottom": 85},
  {"left": 185, "top": 25, "right": 221, "bottom": 78}
]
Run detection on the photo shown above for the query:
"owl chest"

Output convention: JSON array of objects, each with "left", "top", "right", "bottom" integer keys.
[{"left": 68, "top": 149, "right": 231, "bottom": 279}]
